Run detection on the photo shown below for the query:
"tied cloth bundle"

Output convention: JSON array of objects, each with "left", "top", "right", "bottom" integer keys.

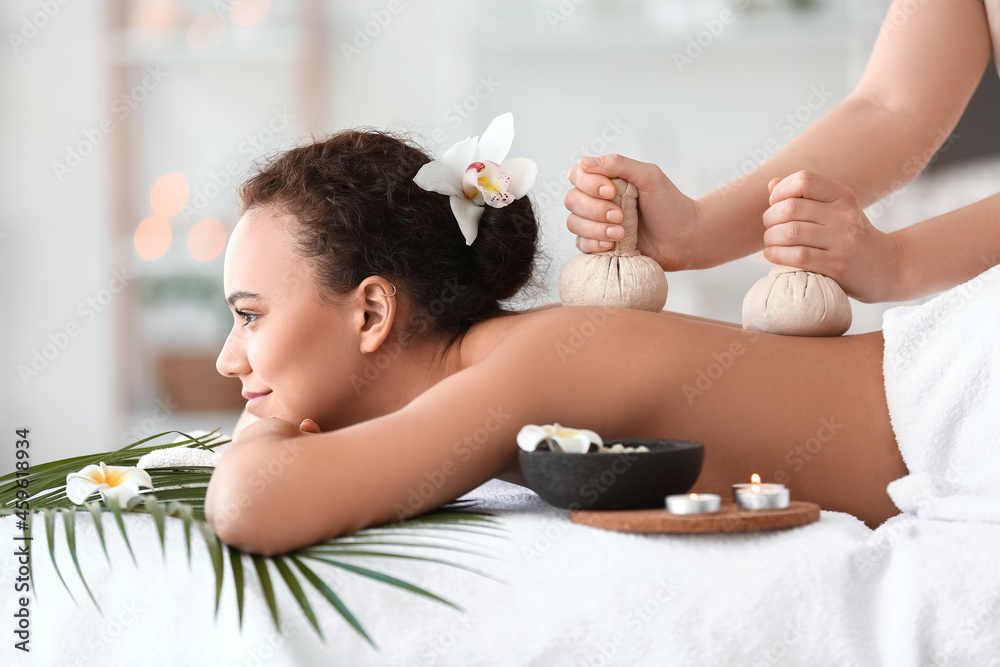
[{"left": 558, "top": 178, "right": 668, "bottom": 312}]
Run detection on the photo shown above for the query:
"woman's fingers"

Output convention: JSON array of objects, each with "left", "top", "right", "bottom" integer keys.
[{"left": 299, "top": 418, "right": 321, "bottom": 434}]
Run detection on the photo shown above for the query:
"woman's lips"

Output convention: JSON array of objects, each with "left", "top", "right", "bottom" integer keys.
[{"left": 243, "top": 391, "right": 271, "bottom": 412}]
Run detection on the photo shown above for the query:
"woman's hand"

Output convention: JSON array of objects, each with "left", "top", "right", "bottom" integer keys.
[
  {"left": 564, "top": 154, "right": 701, "bottom": 271},
  {"left": 762, "top": 170, "right": 902, "bottom": 304},
  {"left": 224, "top": 416, "right": 320, "bottom": 452}
]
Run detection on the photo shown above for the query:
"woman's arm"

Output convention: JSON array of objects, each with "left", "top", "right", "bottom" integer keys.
[
  {"left": 205, "top": 349, "right": 553, "bottom": 555},
  {"left": 691, "top": 0, "right": 993, "bottom": 269}
]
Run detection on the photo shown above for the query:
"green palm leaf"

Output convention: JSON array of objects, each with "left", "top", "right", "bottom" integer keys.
[
  {"left": 62, "top": 510, "right": 102, "bottom": 614},
  {"left": 303, "top": 555, "right": 463, "bottom": 610},
  {"left": 42, "top": 508, "right": 75, "bottom": 606},
  {"left": 251, "top": 555, "right": 281, "bottom": 631},
  {"left": 273, "top": 555, "right": 324, "bottom": 641},
  {"left": 228, "top": 545, "right": 245, "bottom": 628},
  {"left": 84, "top": 501, "right": 110, "bottom": 565},
  {"left": 198, "top": 520, "right": 225, "bottom": 617},
  {"left": 1, "top": 430, "right": 509, "bottom": 647},
  {"left": 290, "top": 555, "right": 374, "bottom": 647}
]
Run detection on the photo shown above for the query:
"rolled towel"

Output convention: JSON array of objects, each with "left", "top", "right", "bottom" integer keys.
[
  {"left": 742, "top": 264, "right": 852, "bottom": 336},
  {"left": 558, "top": 179, "right": 668, "bottom": 311},
  {"left": 136, "top": 431, "right": 229, "bottom": 469}
]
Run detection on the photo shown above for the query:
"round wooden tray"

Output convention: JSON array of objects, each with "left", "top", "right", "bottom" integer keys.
[{"left": 570, "top": 500, "right": 820, "bottom": 534}]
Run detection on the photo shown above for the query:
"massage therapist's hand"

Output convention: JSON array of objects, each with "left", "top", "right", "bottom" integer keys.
[
  {"left": 762, "top": 170, "right": 902, "bottom": 304},
  {"left": 565, "top": 154, "right": 700, "bottom": 271}
]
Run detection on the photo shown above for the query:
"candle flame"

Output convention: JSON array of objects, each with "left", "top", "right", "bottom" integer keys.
[
  {"left": 689, "top": 493, "right": 698, "bottom": 500},
  {"left": 751, "top": 483, "right": 761, "bottom": 494},
  {"left": 751, "top": 473, "right": 761, "bottom": 484}
]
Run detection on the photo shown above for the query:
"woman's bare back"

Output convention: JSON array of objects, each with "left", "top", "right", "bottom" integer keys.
[{"left": 461, "top": 304, "right": 906, "bottom": 526}]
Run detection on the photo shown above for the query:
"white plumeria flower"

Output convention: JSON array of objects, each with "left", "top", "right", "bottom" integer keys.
[
  {"left": 413, "top": 112, "right": 538, "bottom": 246},
  {"left": 65, "top": 462, "right": 154, "bottom": 506},
  {"left": 517, "top": 423, "right": 603, "bottom": 454}
]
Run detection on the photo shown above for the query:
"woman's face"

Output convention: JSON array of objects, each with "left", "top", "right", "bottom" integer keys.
[{"left": 216, "top": 205, "right": 366, "bottom": 428}]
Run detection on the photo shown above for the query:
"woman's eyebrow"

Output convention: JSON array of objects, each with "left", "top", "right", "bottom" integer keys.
[{"left": 226, "top": 290, "right": 261, "bottom": 307}]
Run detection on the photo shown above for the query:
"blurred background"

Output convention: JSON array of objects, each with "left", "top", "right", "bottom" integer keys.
[{"left": 3, "top": 0, "right": 999, "bottom": 466}]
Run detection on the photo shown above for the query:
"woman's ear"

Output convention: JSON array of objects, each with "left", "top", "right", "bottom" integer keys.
[{"left": 357, "top": 277, "right": 397, "bottom": 355}]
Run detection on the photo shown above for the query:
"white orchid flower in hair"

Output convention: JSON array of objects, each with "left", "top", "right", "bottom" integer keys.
[{"left": 413, "top": 112, "right": 538, "bottom": 246}]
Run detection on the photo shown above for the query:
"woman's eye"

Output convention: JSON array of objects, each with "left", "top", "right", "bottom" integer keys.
[{"left": 235, "top": 309, "right": 258, "bottom": 326}]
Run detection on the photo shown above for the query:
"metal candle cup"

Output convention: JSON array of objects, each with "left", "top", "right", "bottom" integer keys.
[
  {"left": 734, "top": 485, "right": 790, "bottom": 510},
  {"left": 731, "top": 482, "right": 786, "bottom": 502},
  {"left": 665, "top": 493, "right": 721, "bottom": 514}
]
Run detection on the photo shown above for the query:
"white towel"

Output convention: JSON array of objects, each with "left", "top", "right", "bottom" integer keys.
[
  {"left": 135, "top": 432, "right": 229, "bottom": 469},
  {"left": 882, "top": 263, "right": 1000, "bottom": 518}
]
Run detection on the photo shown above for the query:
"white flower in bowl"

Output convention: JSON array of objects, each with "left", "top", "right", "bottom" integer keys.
[
  {"left": 517, "top": 423, "right": 603, "bottom": 454},
  {"left": 65, "top": 462, "right": 153, "bottom": 506}
]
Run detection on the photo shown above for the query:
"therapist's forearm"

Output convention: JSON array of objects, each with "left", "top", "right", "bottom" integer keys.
[
  {"left": 691, "top": 93, "right": 952, "bottom": 269},
  {"left": 889, "top": 192, "right": 1000, "bottom": 301}
]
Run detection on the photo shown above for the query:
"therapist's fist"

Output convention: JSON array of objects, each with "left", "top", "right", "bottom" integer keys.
[
  {"left": 565, "top": 153, "right": 700, "bottom": 271},
  {"left": 762, "top": 170, "right": 901, "bottom": 303}
]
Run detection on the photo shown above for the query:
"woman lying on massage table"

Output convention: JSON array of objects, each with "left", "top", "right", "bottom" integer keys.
[{"left": 203, "top": 128, "right": 909, "bottom": 556}]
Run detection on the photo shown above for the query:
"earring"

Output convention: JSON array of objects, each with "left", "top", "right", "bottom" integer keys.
[{"left": 378, "top": 283, "right": 397, "bottom": 297}]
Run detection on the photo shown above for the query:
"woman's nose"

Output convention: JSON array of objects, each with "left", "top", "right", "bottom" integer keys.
[{"left": 216, "top": 331, "right": 250, "bottom": 377}]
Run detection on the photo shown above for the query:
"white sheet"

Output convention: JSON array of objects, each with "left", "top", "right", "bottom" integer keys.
[{"left": 4, "top": 478, "right": 1000, "bottom": 665}]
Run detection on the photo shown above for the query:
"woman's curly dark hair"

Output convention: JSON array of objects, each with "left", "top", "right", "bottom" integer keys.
[{"left": 238, "top": 129, "right": 547, "bottom": 347}]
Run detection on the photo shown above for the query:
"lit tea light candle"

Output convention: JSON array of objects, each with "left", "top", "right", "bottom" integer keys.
[
  {"left": 731, "top": 473, "right": 785, "bottom": 500},
  {"left": 666, "top": 492, "right": 721, "bottom": 514},
  {"left": 733, "top": 473, "right": 790, "bottom": 510}
]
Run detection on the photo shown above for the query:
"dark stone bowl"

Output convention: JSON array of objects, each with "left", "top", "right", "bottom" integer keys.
[{"left": 518, "top": 438, "right": 705, "bottom": 511}]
